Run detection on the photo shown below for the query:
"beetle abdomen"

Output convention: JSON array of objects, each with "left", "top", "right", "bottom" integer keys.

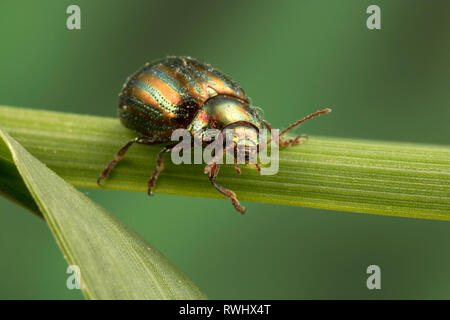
[{"left": 118, "top": 56, "right": 249, "bottom": 140}]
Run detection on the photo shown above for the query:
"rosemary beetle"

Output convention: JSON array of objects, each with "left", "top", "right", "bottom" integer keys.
[{"left": 98, "top": 56, "right": 331, "bottom": 213}]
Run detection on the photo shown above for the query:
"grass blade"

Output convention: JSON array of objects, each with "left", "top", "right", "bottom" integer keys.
[{"left": 0, "top": 105, "right": 449, "bottom": 220}]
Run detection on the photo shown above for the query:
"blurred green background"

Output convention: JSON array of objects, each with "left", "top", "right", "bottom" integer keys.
[{"left": 1, "top": 0, "right": 449, "bottom": 299}]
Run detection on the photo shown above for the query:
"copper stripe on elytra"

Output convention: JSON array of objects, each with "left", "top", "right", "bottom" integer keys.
[
  {"left": 128, "top": 79, "right": 178, "bottom": 117},
  {"left": 141, "top": 65, "right": 185, "bottom": 96},
  {"left": 158, "top": 64, "right": 208, "bottom": 104},
  {"left": 135, "top": 73, "right": 182, "bottom": 109}
]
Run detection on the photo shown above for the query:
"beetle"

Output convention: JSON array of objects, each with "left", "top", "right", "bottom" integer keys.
[{"left": 97, "top": 56, "right": 331, "bottom": 213}]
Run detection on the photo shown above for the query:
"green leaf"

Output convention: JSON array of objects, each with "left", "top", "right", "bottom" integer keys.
[
  {"left": 0, "top": 127, "right": 206, "bottom": 300},
  {"left": 0, "top": 105, "right": 449, "bottom": 220}
]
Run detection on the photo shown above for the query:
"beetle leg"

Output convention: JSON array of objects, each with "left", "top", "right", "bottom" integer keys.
[
  {"left": 147, "top": 143, "right": 177, "bottom": 196},
  {"left": 97, "top": 136, "right": 157, "bottom": 185},
  {"left": 203, "top": 141, "right": 233, "bottom": 176},
  {"left": 204, "top": 143, "right": 245, "bottom": 213},
  {"left": 262, "top": 121, "right": 278, "bottom": 147},
  {"left": 234, "top": 158, "right": 241, "bottom": 175},
  {"left": 207, "top": 162, "right": 246, "bottom": 214},
  {"left": 257, "top": 120, "right": 279, "bottom": 154},
  {"left": 279, "top": 134, "right": 309, "bottom": 147}
]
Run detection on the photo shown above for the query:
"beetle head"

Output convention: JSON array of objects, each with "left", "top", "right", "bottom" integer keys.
[{"left": 223, "top": 124, "right": 259, "bottom": 163}]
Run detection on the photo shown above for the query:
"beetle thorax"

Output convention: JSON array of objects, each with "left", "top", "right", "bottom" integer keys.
[{"left": 187, "top": 95, "right": 263, "bottom": 143}]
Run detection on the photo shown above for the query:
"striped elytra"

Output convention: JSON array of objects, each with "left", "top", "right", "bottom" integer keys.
[
  {"left": 118, "top": 56, "right": 253, "bottom": 141},
  {"left": 99, "top": 56, "right": 332, "bottom": 214}
]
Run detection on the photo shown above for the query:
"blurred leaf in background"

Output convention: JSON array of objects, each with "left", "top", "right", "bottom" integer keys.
[{"left": 0, "top": 128, "right": 206, "bottom": 299}]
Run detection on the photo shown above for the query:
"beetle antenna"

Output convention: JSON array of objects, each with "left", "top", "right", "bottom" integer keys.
[
  {"left": 279, "top": 108, "right": 331, "bottom": 137},
  {"left": 260, "top": 108, "right": 331, "bottom": 149}
]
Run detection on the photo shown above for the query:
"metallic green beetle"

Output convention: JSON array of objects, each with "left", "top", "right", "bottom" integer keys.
[{"left": 98, "top": 56, "right": 331, "bottom": 213}]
